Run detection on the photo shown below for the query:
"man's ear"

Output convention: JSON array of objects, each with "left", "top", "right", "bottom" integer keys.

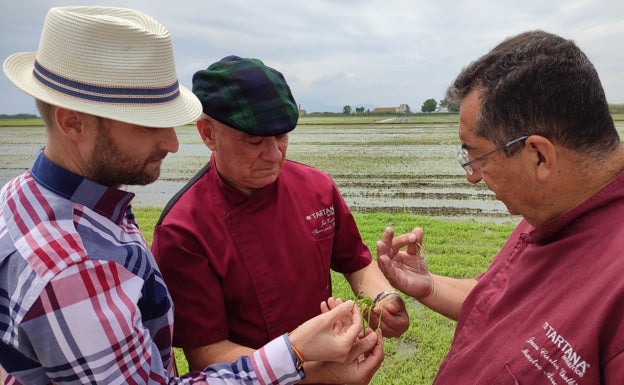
[
  {"left": 54, "top": 107, "right": 92, "bottom": 141},
  {"left": 525, "top": 135, "right": 557, "bottom": 182},
  {"left": 197, "top": 118, "right": 217, "bottom": 150}
]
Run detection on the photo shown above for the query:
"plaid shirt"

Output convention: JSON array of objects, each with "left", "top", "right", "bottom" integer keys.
[{"left": 0, "top": 151, "right": 304, "bottom": 385}]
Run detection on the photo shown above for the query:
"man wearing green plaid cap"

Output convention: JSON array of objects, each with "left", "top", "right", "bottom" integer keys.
[{"left": 152, "top": 56, "right": 408, "bottom": 383}]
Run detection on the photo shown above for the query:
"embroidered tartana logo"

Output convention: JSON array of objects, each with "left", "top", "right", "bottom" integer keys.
[
  {"left": 306, "top": 205, "right": 335, "bottom": 236},
  {"left": 521, "top": 321, "right": 590, "bottom": 384},
  {"left": 543, "top": 322, "right": 589, "bottom": 378}
]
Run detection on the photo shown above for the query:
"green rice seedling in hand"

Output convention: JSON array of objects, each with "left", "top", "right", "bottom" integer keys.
[{"left": 355, "top": 293, "right": 385, "bottom": 335}]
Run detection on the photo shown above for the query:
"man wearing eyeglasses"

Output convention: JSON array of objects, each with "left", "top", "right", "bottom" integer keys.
[{"left": 376, "top": 30, "right": 624, "bottom": 384}]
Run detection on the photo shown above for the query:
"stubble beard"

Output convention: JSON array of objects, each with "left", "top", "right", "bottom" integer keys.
[{"left": 87, "top": 124, "right": 163, "bottom": 187}]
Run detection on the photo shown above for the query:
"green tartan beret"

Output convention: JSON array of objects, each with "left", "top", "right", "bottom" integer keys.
[{"left": 192, "top": 55, "right": 298, "bottom": 136}]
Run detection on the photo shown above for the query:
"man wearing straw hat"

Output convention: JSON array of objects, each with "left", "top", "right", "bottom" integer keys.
[{"left": 0, "top": 6, "right": 383, "bottom": 385}]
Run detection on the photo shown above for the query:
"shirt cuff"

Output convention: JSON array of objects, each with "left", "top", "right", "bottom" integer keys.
[{"left": 252, "top": 334, "right": 305, "bottom": 383}]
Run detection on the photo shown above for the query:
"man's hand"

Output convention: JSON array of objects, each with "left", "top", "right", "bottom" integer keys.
[
  {"left": 367, "top": 293, "right": 409, "bottom": 338},
  {"left": 309, "top": 297, "right": 384, "bottom": 384},
  {"left": 306, "top": 328, "right": 384, "bottom": 385},
  {"left": 290, "top": 300, "right": 363, "bottom": 363},
  {"left": 376, "top": 227, "right": 432, "bottom": 301}
]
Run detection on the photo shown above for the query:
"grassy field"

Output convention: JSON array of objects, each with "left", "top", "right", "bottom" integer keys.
[
  {"left": 135, "top": 207, "right": 515, "bottom": 384},
  {"left": 0, "top": 118, "right": 44, "bottom": 126}
]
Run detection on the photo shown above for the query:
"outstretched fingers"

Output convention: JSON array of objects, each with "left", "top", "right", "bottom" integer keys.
[{"left": 377, "top": 227, "right": 423, "bottom": 262}]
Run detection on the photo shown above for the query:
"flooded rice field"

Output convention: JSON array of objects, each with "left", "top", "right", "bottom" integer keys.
[
  {"left": 3, "top": 119, "right": 621, "bottom": 223},
  {"left": 282, "top": 123, "right": 514, "bottom": 222}
]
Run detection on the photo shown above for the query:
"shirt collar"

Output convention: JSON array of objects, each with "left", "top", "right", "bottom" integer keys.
[
  {"left": 30, "top": 151, "right": 135, "bottom": 224},
  {"left": 529, "top": 169, "right": 624, "bottom": 243}
]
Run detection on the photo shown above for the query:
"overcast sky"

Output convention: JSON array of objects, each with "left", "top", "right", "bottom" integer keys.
[{"left": 1, "top": 0, "right": 624, "bottom": 115}]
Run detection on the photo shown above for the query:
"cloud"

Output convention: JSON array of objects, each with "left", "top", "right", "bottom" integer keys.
[{"left": 2, "top": 0, "right": 624, "bottom": 114}]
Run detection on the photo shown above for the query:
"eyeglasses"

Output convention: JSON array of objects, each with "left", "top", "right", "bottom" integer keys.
[{"left": 457, "top": 135, "right": 529, "bottom": 175}]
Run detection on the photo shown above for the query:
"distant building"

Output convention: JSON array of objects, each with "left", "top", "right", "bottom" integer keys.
[
  {"left": 371, "top": 107, "right": 396, "bottom": 114},
  {"left": 372, "top": 104, "right": 410, "bottom": 114}
]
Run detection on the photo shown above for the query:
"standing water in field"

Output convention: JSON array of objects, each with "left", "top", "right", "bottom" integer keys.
[{"left": 10, "top": 117, "right": 616, "bottom": 224}]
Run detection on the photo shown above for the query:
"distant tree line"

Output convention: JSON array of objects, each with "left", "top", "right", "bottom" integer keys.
[
  {"left": 0, "top": 113, "right": 38, "bottom": 120},
  {"left": 338, "top": 98, "right": 463, "bottom": 115},
  {"left": 338, "top": 101, "right": 624, "bottom": 115},
  {"left": 364, "top": 100, "right": 624, "bottom": 114},
  {"left": 341, "top": 105, "right": 372, "bottom": 115},
  {"left": 4, "top": 103, "right": 624, "bottom": 118},
  {"left": 609, "top": 104, "right": 624, "bottom": 114}
]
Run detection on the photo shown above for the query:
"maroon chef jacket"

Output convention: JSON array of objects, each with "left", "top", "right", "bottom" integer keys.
[{"left": 152, "top": 156, "right": 372, "bottom": 351}]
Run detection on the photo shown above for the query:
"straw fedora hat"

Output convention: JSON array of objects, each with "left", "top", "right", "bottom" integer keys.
[{"left": 3, "top": 6, "right": 202, "bottom": 128}]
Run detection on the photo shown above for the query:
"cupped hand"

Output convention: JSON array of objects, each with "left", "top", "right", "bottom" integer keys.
[
  {"left": 289, "top": 299, "right": 363, "bottom": 363},
  {"left": 304, "top": 328, "right": 384, "bottom": 385},
  {"left": 376, "top": 227, "right": 432, "bottom": 300}
]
